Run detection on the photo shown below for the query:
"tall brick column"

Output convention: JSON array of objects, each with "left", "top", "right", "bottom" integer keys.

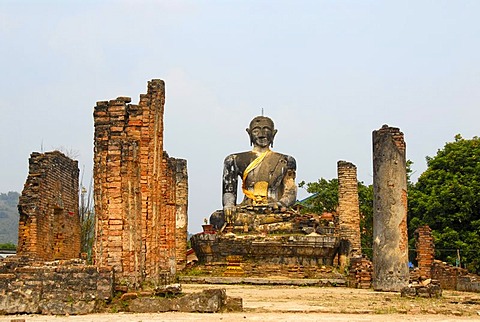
[
  {"left": 414, "top": 225, "right": 434, "bottom": 279},
  {"left": 173, "top": 159, "right": 188, "bottom": 271},
  {"left": 372, "top": 125, "right": 409, "bottom": 291},
  {"left": 93, "top": 80, "right": 187, "bottom": 288},
  {"left": 17, "top": 151, "right": 80, "bottom": 260},
  {"left": 337, "top": 160, "right": 362, "bottom": 268}
]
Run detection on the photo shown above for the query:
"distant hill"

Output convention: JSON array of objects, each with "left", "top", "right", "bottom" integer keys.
[{"left": 0, "top": 192, "right": 20, "bottom": 244}]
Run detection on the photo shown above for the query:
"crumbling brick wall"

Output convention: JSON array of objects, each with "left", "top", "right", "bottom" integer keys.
[
  {"left": 348, "top": 256, "right": 373, "bottom": 289},
  {"left": 337, "top": 160, "right": 361, "bottom": 258},
  {"left": 431, "top": 259, "right": 468, "bottom": 290},
  {"left": 414, "top": 225, "right": 434, "bottom": 279},
  {"left": 93, "top": 79, "right": 187, "bottom": 288},
  {"left": 17, "top": 151, "right": 80, "bottom": 260}
]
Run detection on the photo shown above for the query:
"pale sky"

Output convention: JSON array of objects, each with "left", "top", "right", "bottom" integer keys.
[{"left": 1, "top": 1, "right": 479, "bottom": 233}]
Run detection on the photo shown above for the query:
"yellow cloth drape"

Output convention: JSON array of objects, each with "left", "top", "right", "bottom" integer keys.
[{"left": 242, "top": 149, "right": 270, "bottom": 202}]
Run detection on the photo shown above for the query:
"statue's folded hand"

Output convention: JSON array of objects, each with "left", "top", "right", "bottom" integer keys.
[{"left": 223, "top": 205, "right": 237, "bottom": 219}]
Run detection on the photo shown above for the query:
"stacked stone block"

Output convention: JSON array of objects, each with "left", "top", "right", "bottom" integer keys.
[
  {"left": 431, "top": 259, "right": 468, "bottom": 290},
  {"left": 372, "top": 125, "right": 409, "bottom": 291},
  {"left": 93, "top": 79, "right": 188, "bottom": 288},
  {"left": 414, "top": 225, "right": 434, "bottom": 279},
  {"left": 0, "top": 257, "right": 113, "bottom": 315},
  {"left": 349, "top": 257, "right": 373, "bottom": 289},
  {"left": 17, "top": 151, "right": 80, "bottom": 260},
  {"left": 337, "top": 161, "right": 361, "bottom": 261},
  {"left": 191, "top": 233, "right": 338, "bottom": 266}
]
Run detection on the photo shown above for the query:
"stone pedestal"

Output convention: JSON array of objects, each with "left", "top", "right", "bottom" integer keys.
[{"left": 191, "top": 229, "right": 339, "bottom": 266}]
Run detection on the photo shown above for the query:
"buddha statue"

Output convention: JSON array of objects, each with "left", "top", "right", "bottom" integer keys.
[{"left": 219, "top": 116, "right": 297, "bottom": 228}]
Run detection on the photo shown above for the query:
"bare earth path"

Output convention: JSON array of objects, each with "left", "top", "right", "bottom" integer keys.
[{"left": 2, "top": 284, "right": 480, "bottom": 322}]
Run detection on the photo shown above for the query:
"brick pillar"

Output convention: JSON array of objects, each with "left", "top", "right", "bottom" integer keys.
[
  {"left": 337, "top": 160, "right": 362, "bottom": 268},
  {"left": 17, "top": 151, "right": 80, "bottom": 260},
  {"left": 93, "top": 80, "right": 186, "bottom": 288},
  {"left": 414, "top": 225, "right": 434, "bottom": 279},
  {"left": 173, "top": 159, "right": 188, "bottom": 271},
  {"left": 156, "top": 153, "right": 177, "bottom": 282},
  {"left": 372, "top": 125, "right": 409, "bottom": 291}
]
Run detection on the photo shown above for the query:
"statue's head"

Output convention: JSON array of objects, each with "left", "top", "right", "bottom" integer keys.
[{"left": 246, "top": 116, "right": 278, "bottom": 148}]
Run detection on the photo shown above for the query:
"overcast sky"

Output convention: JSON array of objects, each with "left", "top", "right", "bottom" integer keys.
[{"left": 1, "top": 1, "right": 479, "bottom": 233}]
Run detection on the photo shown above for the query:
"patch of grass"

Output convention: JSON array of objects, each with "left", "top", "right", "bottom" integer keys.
[
  {"left": 374, "top": 306, "right": 400, "bottom": 314},
  {"left": 180, "top": 267, "right": 208, "bottom": 276}
]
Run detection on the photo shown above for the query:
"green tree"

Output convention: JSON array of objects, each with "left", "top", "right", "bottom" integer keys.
[
  {"left": 358, "top": 183, "right": 373, "bottom": 259},
  {"left": 0, "top": 242, "right": 16, "bottom": 250},
  {"left": 80, "top": 182, "right": 95, "bottom": 264},
  {"left": 298, "top": 178, "right": 339, "bottom": 213},
  {"left": 408, "top": 135, "right": 480, "bottom": 273},
  {"left": 299, "top": 178, "right": 374, "bottom": 258}
]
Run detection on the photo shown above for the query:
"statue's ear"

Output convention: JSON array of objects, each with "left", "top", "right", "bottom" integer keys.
[
  {"left": 271, "top": 129, "right": 278, "bottom": 147},
  {"left": 246, "top": 128, "right": 253, "bottom": 146}
]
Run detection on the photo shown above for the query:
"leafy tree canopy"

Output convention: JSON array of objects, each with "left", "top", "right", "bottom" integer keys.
[
  {"left": 298, "top": 178, "right": 338, "bottom": 213},
  {"left": 299, "top": 178, "right": 373, "bottom": 258},
  {"left": 0, "top": 242, "right": 16, "bottom": 250},
  {"left": 409, "top": 135, "right": 480, "bottom": 273}
]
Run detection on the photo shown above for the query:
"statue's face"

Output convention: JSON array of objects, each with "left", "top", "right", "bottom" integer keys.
[{"left": 248, "top": 118, "right": 277, "bottom": 148}]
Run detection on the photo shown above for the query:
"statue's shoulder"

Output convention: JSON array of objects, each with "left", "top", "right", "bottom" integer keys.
[
  {"left": 273, "top": 152, "right": 296, "bottom": 170},
  {"left": 224, "top": 151, "right": 255, "bottom": 163}
]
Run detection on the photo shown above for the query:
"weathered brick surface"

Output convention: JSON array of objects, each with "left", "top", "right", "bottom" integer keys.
[
  {"left": 414, "top": 225, "right": 434, "bottom": 279},
  {"left": 337, "top": 161, "right": 361, "bottom": 258},
  {"left": 431, "top": 259, "right": 468, "bottom": 290},
  {"left": 348, "top": 257, "right": 372, "bottom": 289},
  {"left": 409, "top": 228, "right": 480, "bottom": 293},
  {"left": 173, "top": 158, "right": 188, "bottom": 271},
  {"left": 93, "top": 80, "right": 188, "bottom": 288},
  {"left": 372, "top": 125, "right": 409, "bottom": 291},
  {"left": 17, "top": 151, "right": 80, "bottom": 260}
]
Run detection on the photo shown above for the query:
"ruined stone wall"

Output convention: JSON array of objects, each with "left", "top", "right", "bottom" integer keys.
[
  {"left": 337, "top": 161, "right": 361, "bottom": 259},
  {"left": 93, "top": 79, "right": 187, "bottom": 288},
  {"left": 431, "top": 260, "right": 468, "bottom": 290},
  {"left": 0, "top": 256, "right": 113, "bottom": 315},
  {"left": 372, "top": 125, "right": 409, "bottom": 292},
  {"left": 414, "top": 225, "right": 434, "bottom": 279},
  {"left": 17, "top": 151, "right": 80, "bottom": 260},
  {"left": 410, "top": 227, "right": 480, "bottom": 292}
]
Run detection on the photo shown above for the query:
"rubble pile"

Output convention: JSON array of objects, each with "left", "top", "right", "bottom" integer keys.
[{"left": 348, "top": 257, "right": 373, "bottom": 289}]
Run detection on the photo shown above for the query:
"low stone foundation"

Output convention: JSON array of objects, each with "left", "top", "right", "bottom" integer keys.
[
  {"left": 0, "top": 256, "right": 113, "bottom": 315},
  {"left": 401, "top": 282, "right": 442, "bottom": 298},
  {"left": 191, "top": 233, "right": 339, "bottom": 266},
  {"left": 127, "top": 289, "right": 241, "bottom": 313},
  {"left": 0, "top": 256, "right": 243, "bottom": 315},
  {"left": 431, "top": 259, "right": 480, "bottom": 292},
  {"left": 457, "top": 275, "right": 480, "bottom": 293}
]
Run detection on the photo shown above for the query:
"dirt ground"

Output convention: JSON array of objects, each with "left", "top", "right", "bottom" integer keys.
[{"left": 2, "top": 284, "right": 480, "bottom": 322}]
